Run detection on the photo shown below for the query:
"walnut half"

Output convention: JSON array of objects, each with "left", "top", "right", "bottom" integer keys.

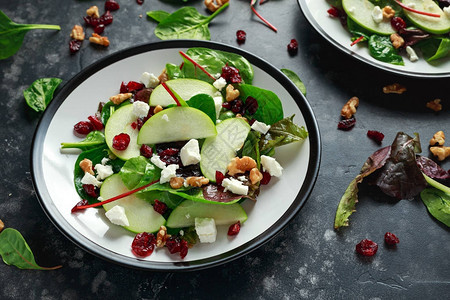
[
  {"left": 227, "top": 156, "right": 257, "bottom": 176},
  {"left": 430, "top": 146, "right": 450, "bottom": 161},
  {"left": 430, "top": 131, "right": 445, "bottom": 146},
  {"left": 0, "top": 219, "right": 4, "bottom": 233},
  {"left": 340, "top": 97, "right": 359, "bottom": 119},
  {"left": 156, "top": 225, "right": 169, "bottom": 248}
]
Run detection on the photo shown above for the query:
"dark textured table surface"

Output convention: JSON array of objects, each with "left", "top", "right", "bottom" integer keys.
[{"left": 1, "top": 0, "right": 449, "bottom": 299}]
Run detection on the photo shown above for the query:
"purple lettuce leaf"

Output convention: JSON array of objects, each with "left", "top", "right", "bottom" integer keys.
[{"left": 416, "top": 155, "right": 450, "bottom": 180}]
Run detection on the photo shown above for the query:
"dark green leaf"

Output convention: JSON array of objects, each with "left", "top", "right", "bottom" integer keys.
[
  {"left": 347, "top": 17, "right": 370, "bottom": 40},
  {"left": 261, "top": 115, "right": 308, "bottom": 151},
  {"left": 0, "top": 228, "right": 61, "bottom": 270},
  {"left": 280, "top": 69, "right": 306, "bottom": 96},
  {"left": 119, "top": 156, "right": 161, "bottom": 190},
  {"left": 417, "top": 37, "right": 450, "bottom": 62},
  {"left": 238, "top": 84, "right": 283, "bottom": 125},
  {"left": 166, "top": 63, "right": 184, "bottom": 80},
  {"left": 368, "top": 35, "right": 404, "bottom": 66},
  {"left": 421, "top": 188, "right": 450, "bottom": 227},
  {"left": 60, "top": 131, "right": 105, "bottom": 150},
  {"left": 153, "top": 3, "right": 229, "bottom": 40},
  {"left": 0, "top": 10, "right": 60, "bottom": 60},
  {"left": 146, "top": 10, "right": 170, "bottom": 23},
  {"left": 23, "top": 78, "right": 62, "bottom": 112},
  {"left": 101, "top": 100, "right": 131, "bottom": 125},
  {"left": 240, "top": 131, "right": 261, "bottom": 167},
  {"left": 137, "top": 190, "right": 185, "bottom": 209},
  {"left": 187, "top": 93, "right": 216, "bottom": 123}
]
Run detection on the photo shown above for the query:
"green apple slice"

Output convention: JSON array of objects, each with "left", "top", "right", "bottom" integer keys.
[
  {"left": 101, "top": 174, "right": 165, "bottom": 233},
  {"left": 137, "top": 106, "right": 217, "bottom": 145},
  {"left": 342, "top": 0, "right": 395, "bottom": 35},
  {"left": 200, "top": 118, "right": 250, "bottom": 182},
  {"left": 104, "top": 104, "right": 140, "bottom": 160},
  {"left": 402, "top": 0, "right": 450, "bottom": 35},
  {"left": 166, "top": 200, "right": 247, "bottom": 228},
  {"left": 149, "top": 78, "right": 220, "bottom": 107}
]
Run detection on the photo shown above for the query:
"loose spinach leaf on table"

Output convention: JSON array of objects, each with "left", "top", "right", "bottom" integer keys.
[
  {"left": 150, "top": 3, "right": 229, "bottom": 40},
  {"left": 23, "top": 78, "right": 62, "bottom": 112},
  {"left": 238, "top": 84, "right": 283, "bottom": 125},
  {"left": 421, "top": 187, "right": 450, "bottom": 227},
  {"left": 61, "top": 131, "right": 105, "bottom": 151},
  {"left": 368, "top": 35, "right": 404, "bottom": 66},
  {"left": 417, "top": 37, "right": 450, "bottom": 62},
  {"left": 0, "top": 228, "right": 61, "bottom": 270},
  {"left": 146, "top": 10, "right": 170, "bottom": 23},
  {"left": 0, "top": 10, "right": 60, "bottom": 60},
  {"left": 280, "top": 69, "right": 306, "bottom": 96}
]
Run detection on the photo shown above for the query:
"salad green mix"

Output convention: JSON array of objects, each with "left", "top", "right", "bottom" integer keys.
[{"left": 62, "top": 48, "right": 308, "bottom": 259}]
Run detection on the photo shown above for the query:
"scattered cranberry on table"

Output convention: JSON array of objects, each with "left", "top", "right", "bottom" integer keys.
[
  {"left": 367, "top": 130, "right": 385, "bottom": 144},
  {"left": 236, "top": 30, "right": 246, "bottom": 44},
  {"left": 337, "top": 117, "right": 356, "bottom": 131},
  {"left": 384, "top": 232, "right": 400, "bottom": 246},
  {"left": 356, "top": 239, "right": 378, "bottom": 256},
  {"left": 136, "top": 0, "right": 144, "bottom": 5},
  {"left": 287, "top": 39, "right": 298, "bottom": 55}
]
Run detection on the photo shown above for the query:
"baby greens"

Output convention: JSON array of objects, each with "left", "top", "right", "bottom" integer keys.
[
  {"left": 61, "top": 131, "right": 105, "bottom": 151},
  {"left": 368, "top": 35, "right": 404, "bottom": 66},
  {"left": 421, "top": 188, "right": 450, "bottom": 227},
  {"left": 280, "top": 69, "right": 306, "bottom": 96},
  {"left": 23, "top": 78, "right": 62, "bottom": 112},
  {"left": 0, "top": 10, "right": 60, "bottom": 60},
  {"left": 0, "top": 228, "right": 61, "bottom": 270}
]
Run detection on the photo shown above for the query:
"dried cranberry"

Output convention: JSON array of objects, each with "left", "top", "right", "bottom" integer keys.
[
  {"left": 153, "top": 200, "right": 168, "bottom": 215},
  {"left": 356, "top": 239, "right": 378, "bottom": 256},
  {"left": 135, "top": 88, "right": 152, "bottom": 103},
  {"left": 88, "top": 115, "right": 104, "bottom": 131},
  {"left": 384, "top": 232, "right": 400, "bottom": 246},
  {"left": 71, "top": 199, "right": 89, "bottom": 213},
  {"left": 112, "top": 133, "right": 130, "bottom": 150},
  {"left": 260, "top": 171, "right": 271, "bottom": 185},
  {"left": 222, "top": 101, "right": 232, "bottom": 110},
  {"left": 231, "top": 99, "right": 244, "bottom": 114},
  {"left": 367, "top": 130, "right": 385, "bottom": 144},
  {"left": 180, "top": 239, "right": 189, "bottom": 259},
  {"left": 83, "top": 16, "right": 100, "bottom": 27},
  {"left": 159, "top": 148, "right": 179, "bottom": 156},
  {"left": 131, "top": 118, "right": 144, "bottom": 130},
  {"left": 82, "top": 184, "right": 98, "bottom": 198},
  {"left": 215, "top": 171, "right": 225, "bottom": 185},
  {"left": 136, "top": 0, "right": 144, "bottom": 4},
  {"left": 228, "top": 221, "right": 241, "bottom": 236},
  {"left": 337, "top": 117, "right": 356, "bottom": 131},
  {"left": 131, "top": 232, "right": 156, "bottom": 257},
  {"left": 391, "top": 17, "right": 406, "bottom": 32},
  {"left": 327, "top": 6, "right": 340, "bottom": 18},
  {"left": 69, "top": 39, "right": 82, "bottom": 53},
  {"left": 287, "top": 39, "right": 299, "bottom": 55},
  {"left": 221, "top": 65, "right": 242, "bottom": 83},
  {"left": 126, "top": 81, "right": 144, "bottom": 93},
  {"left": 245, "top": 97, "right": 258, "bottom": 115},
  {"left": 236, "top": 30, "right": 246, "bottom": 44},
  {"left": 94, "top": 24, "right": 105, "bottom": 35},
  {"left": 140, "top": 144, "right": 153, "bottom": 158},
  {"left": 74, "top": 121, "right": 93, "bottom": 135},
  {"left": 99, "top": 11, "right": 113, "bottom": 26},
  {"left": 165, "top": 236, "right": 181, "bottom": 254},
  {"left": 105, "top": 0, "right": 120, "bottom": 11},
  {"left": 120, "top": 81, "right": 128, "bottom": 93}
]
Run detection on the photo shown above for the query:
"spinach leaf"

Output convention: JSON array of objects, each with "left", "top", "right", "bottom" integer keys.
[
  {"left": 240, "top": 131, "right": 261, "bottom": 167},
  {"left": 421, "top": 188, "right": 450, "bottom": 227},
  {"left": 119, "top": 156, "right": 161, "bottom": 190},
  {"left": 137, "top": 190, "right": 185, "bottom": 209},
  {"left": 23, "top": 78, "right": 62, "bottom": 112},
  {"left": 238, "top": 84, "right": 283, "bottom": 125},
  {"left": 152, "top": 3, "right": 229, "bottom": 40},
  {"left": 0, "top": 10, "right": 60, "bottom": 60},
  {"left": 347, "top": 17, "right": 370, "bottom": 40},
  {"left": 417, "top": 37, "right": 450, "bottom": 62},
  {"left": 261, "top": 115, "right": 308, "bottom": 151},
  {"left": 368, "top": 35, "right": 404, "bottom": 66},
  {"left": 187, "top": 93, "right": 216, "bottom": 123},
  {"left": 166, "top": 63, "right": 184, "bottom": 80},
  {"left": 186, "top": 48, "right": 254, "bottom": 84},
  {"left": 61, "top": 131, "right": 105, "bottom": 151},
  {"left": 101, "top": 100, "right": 131, "bottom": 125},
  {"left": 280, "top": 69, "right": 306, "bottom": 96},
  {"left": 146, "top": 10, "right": 170, "bottom": 23},
  {"left": 0, "top": 228, "right": 61, "bottom": 270}
]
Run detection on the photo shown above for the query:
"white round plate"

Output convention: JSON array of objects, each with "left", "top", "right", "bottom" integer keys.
[
  {"left": 31, "top": 40, "right": 321, "bottom": 271},
  {"left": 298, "top": 0, "right": 450, "bottom": 78}
]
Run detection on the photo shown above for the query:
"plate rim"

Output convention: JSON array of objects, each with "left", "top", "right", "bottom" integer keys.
[
  {"left": 297, "top": 0, "right": 450, "bottom": 79},
  {"left": 30, "top": 40, "right": 321, "bottom": 271}
]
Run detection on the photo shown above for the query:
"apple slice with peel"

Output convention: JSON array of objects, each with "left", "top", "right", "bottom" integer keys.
[
  {"left": 342, "top": 0, "right": 395, "bottom": 35},
  {"left": 101, "top": 174, "right": 165, "bottom": 233},
  {"left": 137, "top": 106, "right": 217, "bottom": 145},
  {"left": 200, "top": 118, "right": 250, "bottom": 182},
  {"left": 166, "top": 200, "right": 247, "bottom": 228},
  {"left": 104, "top": 104, "right": 140, "bottom": 160},
  {"left": 150, "top": 78, "right": 220, "bottom": 107},
  {"left": 402, "top": 0, "right": 450, "bottom": 35}
]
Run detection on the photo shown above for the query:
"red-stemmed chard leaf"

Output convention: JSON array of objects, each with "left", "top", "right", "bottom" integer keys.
[
  {"left": 395, "top": 0, "right": 441, "bottom": 17},
  {"left": 179, "top": 51, "right": 216, "bottom": 80},
  {"left": 350, "top": 35, "right": 365, "bottom": 46}
]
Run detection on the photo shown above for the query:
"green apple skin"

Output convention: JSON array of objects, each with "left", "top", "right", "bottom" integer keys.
[
  {"left": 150, "top": 78, "right": 221, "bottom": 107},
  {"left": 200, "top": 118, "right": 250, "bottom": 182},
  {"left": 166, "top": 200, "right": 248, "bottom": 228},
  {"left": 342, "top": 0, "right": 395, "bottom": 35},
  {"left": 402, "top": 0, "right": 450, "bottom": 35},
  {"left": 101, "top": 174, "right": 166, "bottom": 234},
  {"left": 104, "top": 104, "right": 140, "bottom": 160},
  {"left": 137, "top": 106, "right": 217, "bottom": 145}
]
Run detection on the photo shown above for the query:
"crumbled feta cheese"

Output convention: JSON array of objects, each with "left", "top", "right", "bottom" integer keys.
[
  {"left": 214, "top": 73, "right": 221, "bottom": 79},
  {"left": 260, "top": 155, "right": 283, "bottom": 177},
  {"left": 238, "top": 176, "right": 247, "bottom": 182},
  {"left": 347, "top": 6, "right": 355, "bottom": 13},
  {"left": 185, "top": 213, "right": 191, "bottom": 219},
  {"left": 371, "top": 6, "right": 383, "bottom": 24},
  {"left": 406, "top": 46, "right": 419, "bottom": 62},
  {"left": 81, "top": 172, "right": 102, "bottom": 187},
  {"left": 444, "top": 7, "right": 450, "bottom": 17},
  {"left": 140, "top": 72, "right": 160, "bottom": 88},
  {"left": 162, "top": 114, "right": 169, "bottom": 122},
  {"left": 95, "top": 164, "right": 114, "bottom": 180},
  {"left": 195, "top": 217, "right": 217, "bottom": 243},
  {"left": 151, "top": 154, "right": 166, "bottom": 169},
  {"left": 105, "top": 205, "right": 129, "bottom": 226},
  {"left": 222, "top": 178, "right": 248, "bottom": 195},
  {"left": 97, "top": 196, "right": 104, "bottom": 201},
  {"left": 180, "top": 139, "right": 201, "bottom": 166},
  {"left": 101, "top": 157, "right": 109, "bottom": 165},
  {"left": 213, "top": 95, "right": 223, "bottom": 119},
  {"left": 132, "top": 101, "right": 150, "bottom": 118},
  {"left": 179, "top": 230, "right": 184, "bottom": 236},
  {"left": 213, "top": 77, "right": 227, "bottom": 91},
  {"left": 251, "top": 120, "right": 271, "bottom": 134},
  {"left": 160, "top": 164, "right": 179, "bottom": 184}
]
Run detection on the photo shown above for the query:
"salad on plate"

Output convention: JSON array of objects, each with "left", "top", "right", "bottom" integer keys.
[{"left": 60, "top": 47, "right": 308, "bottom": 259}]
